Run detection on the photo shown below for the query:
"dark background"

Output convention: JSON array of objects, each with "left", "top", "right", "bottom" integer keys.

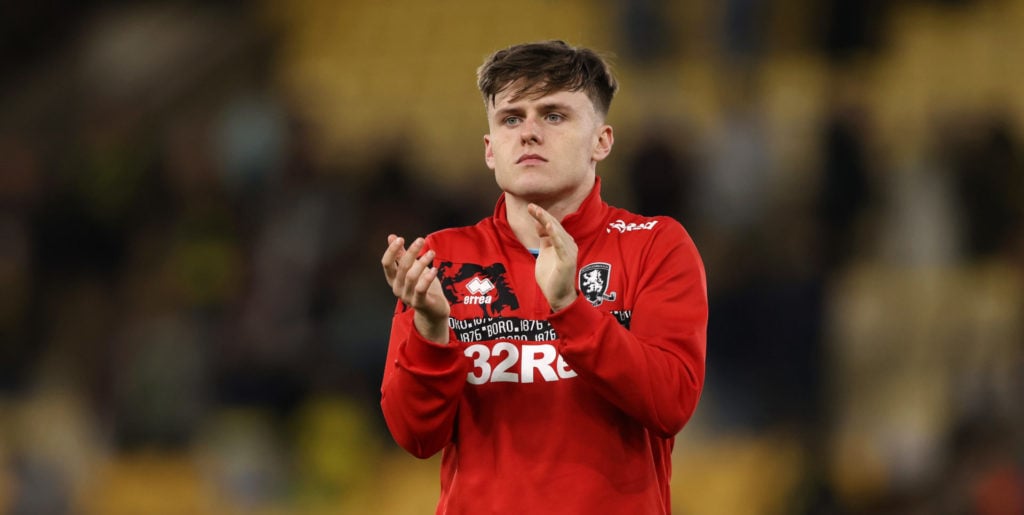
[{"left": 1, "top": 0, "right": 1022, "bottom": 513}]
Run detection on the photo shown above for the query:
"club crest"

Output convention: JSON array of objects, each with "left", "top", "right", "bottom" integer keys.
[{"left": 579, "top": 262, "right": 617, "bottom": 307}]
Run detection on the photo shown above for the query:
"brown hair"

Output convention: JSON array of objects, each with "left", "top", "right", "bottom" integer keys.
[{"left": 476, "top": 40, "right": 618, "bottom": 116}]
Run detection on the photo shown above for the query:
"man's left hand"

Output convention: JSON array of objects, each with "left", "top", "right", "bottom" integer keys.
[{"left": 527, "top": 203, "right": 578, "bottom": 312}]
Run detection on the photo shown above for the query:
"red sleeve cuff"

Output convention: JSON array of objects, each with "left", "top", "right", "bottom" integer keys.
[
  {"left": 400, "top": 324, "right": 463, "bottom": 369},
  {"left": 546, "top": 295, "right": 602, "bottom": 345}
]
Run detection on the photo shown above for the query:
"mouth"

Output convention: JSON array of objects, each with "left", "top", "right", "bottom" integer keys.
[{"left": 516, "top": 154, "right": 548, "bottom": 164}]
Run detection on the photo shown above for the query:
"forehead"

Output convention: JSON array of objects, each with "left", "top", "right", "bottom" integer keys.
[{"left": 489, "top": 87, "right": 597, "bottom": 114}]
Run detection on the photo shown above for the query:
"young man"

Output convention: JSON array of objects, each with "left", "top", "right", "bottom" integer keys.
[{"left": 380, "top": 40, "right": 707, "bottom": 514}]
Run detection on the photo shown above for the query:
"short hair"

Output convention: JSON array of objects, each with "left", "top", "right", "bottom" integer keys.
[{"left": 476, "top": 40, "right": 618, "bottom": 117}]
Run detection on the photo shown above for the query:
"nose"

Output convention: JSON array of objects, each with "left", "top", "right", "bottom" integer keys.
[{"left": 519, "top": 116, "right": 542, "bottom": 145}]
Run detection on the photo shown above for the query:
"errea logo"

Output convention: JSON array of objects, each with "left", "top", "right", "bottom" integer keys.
[
  {"left": 465, "top": 276, "right": 494, "bottom": 304},
  {"left": 466, "top": 277, "right": 494, "bottom": 295},
  {"left": 607, "top": 219, "right": 658, "bottom": 233},
  {"left": 438, "top": 261, "right": 520, "bottom": 316}
]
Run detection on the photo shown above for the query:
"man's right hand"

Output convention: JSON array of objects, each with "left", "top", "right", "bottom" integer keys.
[{"left": 381, "top": 234, "right": 451, "bottom": 344}]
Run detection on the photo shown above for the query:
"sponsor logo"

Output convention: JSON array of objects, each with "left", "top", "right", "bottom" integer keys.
[
  {"left": 607, "top": 219, "right": 658, "bottom": 233},
  {"left": 579, "top": 262, "right": 617, "bottom": 307},
  {"left": 438, "top": 262, "right": 520, "bottom": 316},
  {"left": 463, "top": 276, "right": 495, "bottom": 304},
  {"left": 464, "top": 342, "right": 577, "bottom": 384},
  {"left": 466, "top": 277, "right": 494, "bottom": 295}
]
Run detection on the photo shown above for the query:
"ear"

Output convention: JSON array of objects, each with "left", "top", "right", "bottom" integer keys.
[
  {"left": 484, "top": 134, "right": 496, "bottom": 170},
  {"left": 592, "top": 124, "right": 614, "bottom": 162}
]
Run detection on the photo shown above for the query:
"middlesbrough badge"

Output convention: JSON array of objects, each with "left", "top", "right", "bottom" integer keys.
[{"left": 579, "top": 262, "right": 617, "bottom": 307}]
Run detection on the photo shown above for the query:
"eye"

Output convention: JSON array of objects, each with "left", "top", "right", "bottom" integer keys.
[
  {"left": 545, "top": 113, "right": 564, "bottom": 123},
  {"left": 503, "top": 116, "right": 522, "bottom": 127}
]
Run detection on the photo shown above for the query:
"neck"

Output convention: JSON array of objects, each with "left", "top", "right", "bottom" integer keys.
[{"left": 504, "top": 178, "right": 595, "bottom": 249}]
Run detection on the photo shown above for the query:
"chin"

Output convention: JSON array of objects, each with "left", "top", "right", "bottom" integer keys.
[{"left": 502, "top": 180, "right": 559, "bottom": 201}]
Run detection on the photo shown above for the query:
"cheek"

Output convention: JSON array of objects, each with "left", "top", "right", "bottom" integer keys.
[
  {"left": 577, "top": 134, "right": 598, "bottom": 159},
  {"left": 490, "top": 136, "right": 513, "bottom": 157}
]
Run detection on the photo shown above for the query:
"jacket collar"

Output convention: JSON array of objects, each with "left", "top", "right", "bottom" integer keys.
[{"left": 492, "top": 177, "right": 607, "bottom": 248}]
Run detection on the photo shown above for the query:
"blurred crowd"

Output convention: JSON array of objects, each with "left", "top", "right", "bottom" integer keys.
[{"left": 2, "top": 0, "right": 1023, "bottom": 514}]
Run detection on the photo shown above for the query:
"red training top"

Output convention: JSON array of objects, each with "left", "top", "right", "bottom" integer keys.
[{"left": 381, "top": 178, "right": 708, "bottom": 514}]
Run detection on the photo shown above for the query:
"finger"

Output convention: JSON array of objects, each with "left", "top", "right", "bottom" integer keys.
[
  {"left": 398, "top": 237, "right": 425, "bottom": 271},
  {"left": 381, "top": 235, "right": 406, "bottom": 282},
  {"left": 382, "top": 235, "right": 401, "bottom": 264},
  {"left": 528, "top": 204, "right": 556, "bottom": 239},
  {"left": 402, "top": 249, "right": 435, "bottom": 302},
  {"left": 392, "top": 237, "right": 423, "bottom": 292},
  {"left": 534, "top": 218, "right": 550, "bottom": 240},
  {"left": 530, "top": 204, "right": 576, "bottom": 256},
  {"left": 412, "top": 266, "right": 441, "bottom": 320},
  {"left": 527, "top": 203, "right": 549, "bottom": 226},
  {"left": 413, "top": 260, "right": 438, "bottom": 299},
  {"left": 531, "top": 204, "right": 567, "bottom": 234}
]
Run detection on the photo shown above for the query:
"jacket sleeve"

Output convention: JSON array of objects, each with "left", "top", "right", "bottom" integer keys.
[
  {"left": 379, "top": 250, "right": 468, "bottom": 458},
  {"left": 548, "top": 220, "right": 708, "bottom": 438}
]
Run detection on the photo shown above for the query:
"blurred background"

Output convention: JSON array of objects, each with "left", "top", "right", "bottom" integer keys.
[{"left": 1, "top": 0, "right": 1022, "bottom": 513}]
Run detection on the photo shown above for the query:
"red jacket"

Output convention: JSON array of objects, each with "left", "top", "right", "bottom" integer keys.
[{"left": 381, "top": 179, "right": 708, "bottom": 514}]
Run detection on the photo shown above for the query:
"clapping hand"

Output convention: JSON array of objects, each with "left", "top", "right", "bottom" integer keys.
[{"left": 381, "top": 235, "right": 451, "bottom": 343}]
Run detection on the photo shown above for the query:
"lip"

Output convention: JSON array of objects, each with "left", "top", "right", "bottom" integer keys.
[{"left": 516, "top": 154, "right": 548, "bottom": 164}]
